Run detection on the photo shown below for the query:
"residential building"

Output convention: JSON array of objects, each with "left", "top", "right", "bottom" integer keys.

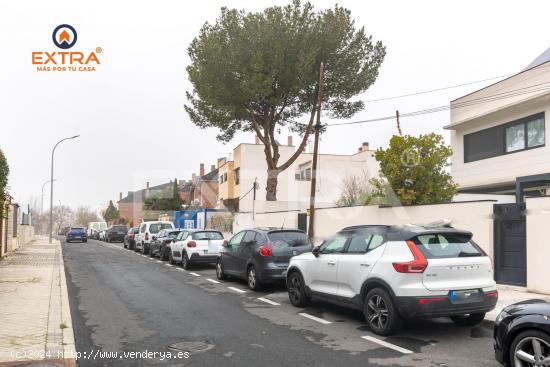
[
  {"left": 1, "top": 196, "right": 34, "bottom": 257},
  {"left": 217, "top": 136, "right": 379, "bottom": 212},
  {"left": 447, "top": 47, "right": 550, "bottom": 202},
  {"left": 192, "top": 164, "right": 219, "bottom": 209}
]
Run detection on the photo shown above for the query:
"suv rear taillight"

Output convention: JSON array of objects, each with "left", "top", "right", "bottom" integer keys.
[
  {"left": 145, "top": 233, "right": 149, "bottom": 241},
  {"left": 259, "top": 244, "right": 273, "bottom": 257},
  {"left": 163, "top": 239, "right": 172, "bottom": 245},
  {"left": 392, "top": 240, "right": 428, "bottom": 273},
  {"left": 187, "top": 241, "right": 196, "bottom": 248}
]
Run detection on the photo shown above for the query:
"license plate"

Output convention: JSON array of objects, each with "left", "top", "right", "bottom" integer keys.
[{"left": 449, "top": 289, "right": 481, "bottom": 302}]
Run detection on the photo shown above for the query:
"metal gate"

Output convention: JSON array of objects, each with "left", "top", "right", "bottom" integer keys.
[{"left": 493, "top": 203, "right": 527, "bottom": 286}]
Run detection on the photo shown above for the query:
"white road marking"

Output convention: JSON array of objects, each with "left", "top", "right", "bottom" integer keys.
[
  {"left": 156, "top": 260, "right": 163, "bottom": 263},
  {"left": 298, "top": 313, "right": 332, "bottom": 325},
  {"left": 227, "top": 286, "right": 246, "bottom": 294},
  {"left": 361, "top": 336, "right": 413, "bottom": 354},
  {"left": 206, "top": 278, "right": 220, "bottom": 284},
  {"left": 176, "top": 268, "right": 185, "bottom": 271},
  {"left": 165, "top": 264, "right": 173, "bottom": 267},
  {"left": 257, "top": 297, "right": 280, "bottom": 306},
  {"left": 189, "top": 272, "right": 200, "bottom": 277}
]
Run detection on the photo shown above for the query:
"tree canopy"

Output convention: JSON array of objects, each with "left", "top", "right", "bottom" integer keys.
[
  {"left": 371, "top": 133, "right": 458, "bottom": 206},
  {"left": 102, "top": 200, "right": 120, "bottom": 222},
  {"left": 185, "top": 0, "right": 385, "bottom": 200}
]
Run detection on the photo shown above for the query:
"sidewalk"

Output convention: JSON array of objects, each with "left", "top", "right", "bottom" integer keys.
[
  {"left": 0, "top": 236, "right": 76, "bottom": 366},
  {"left": 486, "top": 284, "right": 550, "bottom": 322}
]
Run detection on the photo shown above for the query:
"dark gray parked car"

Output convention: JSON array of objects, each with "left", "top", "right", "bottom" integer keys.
[
  {"left": 149, "top": 229, "right": 182, "bottom": 260},
  {"left": 216, "top": 228, "right": 312, "bottom": 290}
]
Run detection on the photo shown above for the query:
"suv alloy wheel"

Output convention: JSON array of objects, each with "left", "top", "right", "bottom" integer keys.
[
  {"left": 169, "top": 250, "right": 176, "bottom": 265},
  {"left": 287, "top": 272, "right": 310, "bottom": 307},
  {"left": 364, "top": 288, "right": 402, "bottom": 336},
  {"left": 509, "top": 330, "right": 550, "bottom": 367}
]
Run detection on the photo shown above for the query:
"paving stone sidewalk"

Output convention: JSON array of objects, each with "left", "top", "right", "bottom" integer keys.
[{"left": 0, "top": 236, "right": 75, "bottom": 366}]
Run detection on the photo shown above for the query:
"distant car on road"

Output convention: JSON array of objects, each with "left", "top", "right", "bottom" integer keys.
[
  {"left": 66, "top": 227, "right": 88, "bottom": 243},
  {"left": 286, "top": 224, "right": 498, "bottom": 336},
  {"left": 135, "top": 221, "right": 174, "bottom": 254},
  {"left": 106, "top": 224, "right": 128, "bottom": 243},
  {"left": 216, "top": 228, "right": 312, "bottom": 290},
  {"left": 98, "top": 229, "right": 107, "bottom": 241},
  {"left": 124, "top": 227, "right": 138, "bottom": 250},
  {"left": 149, "top": 228, "right": 182, "bottom": 260},
  {"left": 170, "top": 229, "right": 225, "bottom": 269},
  {"left": 494, "top": 299, "right": 550, "bottom": 367}
]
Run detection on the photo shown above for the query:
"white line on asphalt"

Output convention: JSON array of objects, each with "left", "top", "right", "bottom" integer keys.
[
  {"left": 189, "top": 272, "right": 200, "bottom": 277},
  {"left": 176, "top": 268, "right": 184, "bottom": 271},
  {"left": 361, "top": 336, "right": 413, "bottom": 354},
  {"left": 156, "top": 260, "right": 162, "bottom": 263},
  {"left": 165, "top": 264, "right": 172, "bottom": 267},
  {"left": 206, "top": 278, "right": 220, "bottom": 284},
  {"left": 298, "top": 313, "right": 332, "bottom": 325},
  {"left": 257, "top": 297, "right": 280, "bottom": 306},
  {"left": 227, "top": 286, "right": 246, "bottom": 294}
]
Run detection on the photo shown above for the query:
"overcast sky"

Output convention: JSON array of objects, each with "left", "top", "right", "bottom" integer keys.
[{"left": 1, "top": 0, "right": 549, "bottom": 213}]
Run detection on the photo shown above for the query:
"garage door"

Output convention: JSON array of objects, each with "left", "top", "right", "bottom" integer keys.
[{"left": 493, "top": 203, "right": 526, "bottom": 286}]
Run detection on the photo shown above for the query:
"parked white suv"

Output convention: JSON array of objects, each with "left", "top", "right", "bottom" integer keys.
[
  {"left": 169, "top": 229, "right": 225, "bottom": 269},
  {"left": 135, "top": 221, "right": 174, "bottom": 254},
  {"left": 286, "top": 224, "right": 498, "bottom": 336}
]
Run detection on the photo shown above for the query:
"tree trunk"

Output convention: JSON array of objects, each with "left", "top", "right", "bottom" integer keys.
[{"left": 266, "top": 169, "right": 279, "bottom": 201}]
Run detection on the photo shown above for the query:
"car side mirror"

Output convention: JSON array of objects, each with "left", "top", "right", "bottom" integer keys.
[
  {"left": 222, "top": 240, "right": 229, "bottom": 247},
  {"left": 312, "top": 246, "right": 320, "bottom": 257}
]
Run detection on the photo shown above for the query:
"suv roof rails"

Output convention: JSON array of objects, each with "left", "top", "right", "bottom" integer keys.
[{"left": 408, "top": 219, "right": 454, "bottom": 229}]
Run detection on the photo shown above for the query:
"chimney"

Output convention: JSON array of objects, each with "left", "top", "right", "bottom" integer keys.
[
  {"left": 362, "top": 142, "right": 369, "bottom": 151},
  {"left": 211, "top": 164, "right": 215, "bottom": 172},
  {"left": 287, "top": 136, "right": 293, "bottom": 146},
  {"left": 255, "top": 135, "right": 260, "bottom": 144},
  {"left": 146, "top": 181, "right": 150, "bottom": 189},
  {"left": 199, "top": 163, "right": 205, "bottom": 177},
  {"left": 192, "top": 173, "right": 197, "bottom": 182},
  {"left": 119, "top": 192, "right": 122, "bottom": 201}
]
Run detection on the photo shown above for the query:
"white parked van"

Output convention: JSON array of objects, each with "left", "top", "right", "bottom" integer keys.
[
  {"left": 135, "top": 221, "right": 174, "bottom": 254},
  {"left": 87, "top": 222, "right": 107, "bottom": 237}
]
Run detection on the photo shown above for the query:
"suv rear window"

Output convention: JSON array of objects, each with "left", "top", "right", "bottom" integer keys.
[
  {"left": 268, "top": 231, "right": 310, "bottom": 247},
  {"left": 112, "top": 225, "right": 127, "bottom": 231},
  {"left": 412, "top": 233, "right": 485, "bottom": 259},
  {"left": 149, "top": 223, "right": 173, "bottom": 234},
  {"left": 192, "top": 231, "right": 223, "bottom": 240}
]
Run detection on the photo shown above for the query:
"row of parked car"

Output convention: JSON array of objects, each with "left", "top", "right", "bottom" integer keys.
[
  {"left": 114, "top": 220, "right": 505, "bottom": 336},
  {"left": 73, "top": 220, "right": 550, "bottom": 365}
]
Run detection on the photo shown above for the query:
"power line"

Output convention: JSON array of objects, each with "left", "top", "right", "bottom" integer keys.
[
  {"left": 364, "top": 73, "right": 514, "bottom": 103},
  {"left": 327, "top": 80, "right": 550, "bottom": 127}
]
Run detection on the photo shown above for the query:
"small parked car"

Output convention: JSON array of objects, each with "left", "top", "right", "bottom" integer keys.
[
  {"left": 124, "top": 227, "right": 138, "bottom": 250},
  {"left": 216, "top": 228, "right": 312, "bottom": 290},
  {"left": 494, "top": 299, "right": 550, "bottom": 367},
  {"left": 66, "top": 227, "right": 87, "bottom": 243},
  {"left": 135, "top": 221, "right": 174, "bottom": 254},
  {"left": 106, "top": 224, "right": 128, "bottom": 243},
  {"left": 149, "top": 228, "right": 182, "bottom": 260},
  {"left": 170, "top": 229, "right": 225, "bottom": 269},
  {"left": 98, "top": 229, "right": 107, "bottom": 241},
  {"left": 286, "top": 224, "right": 498, "bottom": 336}
]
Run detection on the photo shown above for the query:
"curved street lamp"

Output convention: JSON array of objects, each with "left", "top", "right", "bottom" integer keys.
[{"left": 49, "top": 135, "right": 79, "bottom": 243}]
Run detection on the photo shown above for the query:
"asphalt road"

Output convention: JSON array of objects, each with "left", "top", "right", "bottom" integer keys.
[{"left": 62, "top": 238, "right": 501, "bottom": 367}]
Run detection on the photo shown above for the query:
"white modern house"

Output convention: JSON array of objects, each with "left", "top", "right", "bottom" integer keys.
[
  {"left": 447, "top": 47, "right": 550, "bottom": 202},
  {"left": 217, "top": 137, "right": 379, "bottom": 213}
]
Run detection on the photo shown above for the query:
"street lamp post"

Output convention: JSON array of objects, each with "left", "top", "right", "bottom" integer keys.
[
  {"left": 49, "top": 135, "right": 79, "bottom": 243},
  {"left": 41, "top": 179, "right": 56, "bottom": 214}
]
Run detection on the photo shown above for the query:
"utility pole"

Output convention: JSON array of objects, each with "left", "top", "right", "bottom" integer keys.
[
  {"left": 308, "top": 62, "right": 324, "bottom": 240},
  {"left": 396, "top": 110, "right": 403, "bottom": 136}
]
